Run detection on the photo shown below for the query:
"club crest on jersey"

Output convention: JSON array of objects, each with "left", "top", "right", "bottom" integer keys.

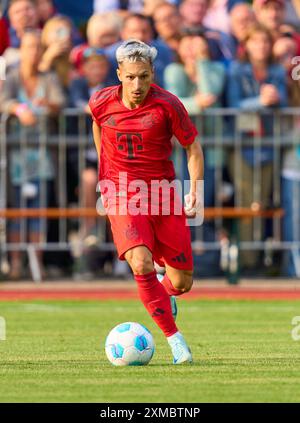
[
  {"left": 124, "top": 224, "right": 139, "bottom": 241},
  {"left": 141, "top": 113, "right": 159, "bottom": 129}
]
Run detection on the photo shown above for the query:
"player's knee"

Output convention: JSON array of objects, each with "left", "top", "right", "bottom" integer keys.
[
  {"left": 183, "top": 274, "right": 193, "bottom": 292},
  {"left": 125, "top": 247, "right": 154, "bottom": 275},
  {"left": 127, "top": 254, "right": 153, "bottom": 275},
  {"left": 173, "top": 272, "right": 193, "bottom": 293},
  {"left": 131, "top": 259, "right": 153, "bottom": 275}
]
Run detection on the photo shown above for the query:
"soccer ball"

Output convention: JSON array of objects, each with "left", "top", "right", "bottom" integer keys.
[{"left": 105, "top": 322, "right": 155, "bottom": 366}]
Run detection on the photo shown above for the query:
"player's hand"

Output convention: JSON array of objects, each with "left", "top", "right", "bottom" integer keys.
[
  {"left": 184, "top": 180, "right": 204, "bottom": 224},
  {"left": 184, "top": 191, "right": 197, "bottom": 217}
]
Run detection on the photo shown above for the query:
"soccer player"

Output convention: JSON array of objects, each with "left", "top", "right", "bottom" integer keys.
[{"left": 89, "top": 39, "right": 204, "bottom": 364}]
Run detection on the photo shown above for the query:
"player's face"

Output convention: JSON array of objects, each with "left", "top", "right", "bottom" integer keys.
[{"left": 117, "top": 60, "right": 154, "bottom": 107}]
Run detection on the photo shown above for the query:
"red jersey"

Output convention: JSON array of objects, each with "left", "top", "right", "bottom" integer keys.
[
  {"left": 0, "top": 18, "right": 9, "bottom": 55},
  {"left": 89, "top": 83, "right": 198, "bottom": 192}
]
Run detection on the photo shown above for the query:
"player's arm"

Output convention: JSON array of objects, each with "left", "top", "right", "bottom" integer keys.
[
  {"left": 92, "top": 121, "right": 102, "bottom": 159},
  {"left": 184, "top": 138, "right": 204, "bottom": 219}
]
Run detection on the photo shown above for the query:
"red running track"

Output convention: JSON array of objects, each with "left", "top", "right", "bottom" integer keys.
[{"left": 1, "top": 287, "right": 300, "bottom": 301}]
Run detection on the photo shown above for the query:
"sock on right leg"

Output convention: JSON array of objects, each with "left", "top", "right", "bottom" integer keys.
[{"left": 134, "top": 270, "right": 178, "bottom": 338}]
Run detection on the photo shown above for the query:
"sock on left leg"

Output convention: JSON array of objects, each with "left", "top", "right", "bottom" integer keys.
[{"left": 161, "top": 273, "right": 184, "bottom": 296}]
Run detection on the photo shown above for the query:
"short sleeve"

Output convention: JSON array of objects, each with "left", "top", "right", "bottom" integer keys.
[
  {"left": 88, "top": 91, "right": 103, "bottom": 126},
  {"left": 167, "top": 95, "right": 198, "bottom": 147}
]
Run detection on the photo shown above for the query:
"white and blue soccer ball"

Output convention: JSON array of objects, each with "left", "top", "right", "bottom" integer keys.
[{"left": 105, "top": 322, "right": 155, "bottom": 366}]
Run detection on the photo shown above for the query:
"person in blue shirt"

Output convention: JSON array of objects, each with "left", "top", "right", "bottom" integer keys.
[{"left": 227, "top": 23, "right": 287, "bottom": 270}]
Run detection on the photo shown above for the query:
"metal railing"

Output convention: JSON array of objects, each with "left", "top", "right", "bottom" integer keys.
[{"left": 0, "top": 108, "right": 299, "bottom": 281}]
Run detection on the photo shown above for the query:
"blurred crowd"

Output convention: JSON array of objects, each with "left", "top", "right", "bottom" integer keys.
[{"left": 0, "top": 0, "right": 300, "bottom": 280}]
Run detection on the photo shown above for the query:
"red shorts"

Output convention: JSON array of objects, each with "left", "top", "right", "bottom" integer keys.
[{"left": 107, "top": 211, "right": 193, "bottom": 271}]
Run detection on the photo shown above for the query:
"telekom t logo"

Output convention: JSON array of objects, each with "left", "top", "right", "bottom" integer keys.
[
  {"left": 116, "top": 132, "right": 143, "bottom": 159},
  {"left": 0, "top": 316, "right": 6, "bottom": 341},
  {"left": 0, "top": 56, "right": 6, "bottom": 80}
]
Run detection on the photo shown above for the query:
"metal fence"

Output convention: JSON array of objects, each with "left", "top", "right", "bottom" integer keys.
[{"left": 0, "top": 108, "right": 299, "bottom": 281}]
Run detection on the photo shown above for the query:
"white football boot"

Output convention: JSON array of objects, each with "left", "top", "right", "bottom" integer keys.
[{"left": 167, "top": 332, "right": 193, "bottom": 365}]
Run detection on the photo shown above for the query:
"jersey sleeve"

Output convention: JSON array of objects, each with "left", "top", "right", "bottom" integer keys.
[
  {"left": 88, "top": 87, "right": 113, "bottom": 126},
  {"left": 166, "top": 95, "right": 198, "bottom": 147}
]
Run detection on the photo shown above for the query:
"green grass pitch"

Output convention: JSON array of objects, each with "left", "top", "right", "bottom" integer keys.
[{"left": 0, "top": 298, "right": 300, "bottom": 403}]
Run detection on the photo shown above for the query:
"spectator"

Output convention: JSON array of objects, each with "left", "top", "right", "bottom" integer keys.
[
  {"left": 105, "top": 13, "right": 174, "bottom": 87},
  {"left": 285, "top": 0, "right": 300, "bottom": 30},
  {"left": 164, "top": 31, "right": 226, "bottom": 276},
  {"left": 39, "top": 15, "right": 74, "bottom": 90},
  {"left": 3, "top": 0, "right": 39, "bottom": 67},
  {"left": 273, "top": 36, "right": 300, "bottom": 277},
  {"left": 253, "top": 0, "right": 285, "bottom": 38},
  {"left": 69, "top": 48, "right": 111, "bottom": 241},
  {"left": 227, "top": 24, "right": 287, "bottom": 271},
  {"left": 179, "top": 0, "right": 208, "bottom": 29},
  {"left": 229, "top": 2, "right": 256, "bottom": 59},
  {"left": 70, "top": 12, "right": 122, "bottom": 74},
  {"left": 179, "top": 0, "right": 235, "bottom": 62},
  {"left": 0, "top": 29, "right": 66, "bottom": 280},
  {"left": 153, "top": 2, "right": 183, "bottom": 51},
  {"left": 143, "top": 0, "right": 167, "bottom": 17},
  {"left": 35, "top": 0, "right": 56, "bottom": 27},
  {"left": 8, "top": 0, "right": 39, "bottom": 47},
  {"left": 70, "top": 48, "right": 112, "bottom": 112},
  {"left": 164, "top": 31, "right": 225, "bottom": 115},
  {"left": 203, "top": 0, "right": 248, "bottom": 34},
  {"left": 0, "top": 6, "right": 9, "bottom": 55},
  {"left": 93, "top": 0, "right": 144, "bottom": 14}
]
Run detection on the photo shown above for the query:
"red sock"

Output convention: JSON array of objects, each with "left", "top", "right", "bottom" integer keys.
[
  {"left": 161, "top": 273, "right": 184, "bottom": 296},
  {"left": 134, "top": 270, "right": 178, "bottom": 337}
]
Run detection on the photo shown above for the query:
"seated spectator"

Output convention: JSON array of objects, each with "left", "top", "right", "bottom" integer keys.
[
  {"left": 70, "top": 12, "right": 122, "bottom": 74},
  {"left": 227, "top": 24, "right": 287, "bottom": 271},
  {"left": 0, "top": 29, "right": 66, "bottom": 280},
  {"left": 229, "top": 2, "right": 256, "bottom": 59},
  {"left": 179, "top": 0, "right": 235, "bottom": 62},
  {"left": 273, "top": 35, "right": 300, "bottom": 277},
  {"left": 4, "top": 0, "right": 39, "bottom": 67},
  {"left": 39, "top": 15, "right": 74, "bottom": 90},
  {"left": 153, "top": 2, "right": 183, "bottom": 51},
  {"left": 105, "top": 13, "right": 174, "bottom": 87},
  {"left": 203, "top": 0, "right": 248, "bottom": 34}
]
